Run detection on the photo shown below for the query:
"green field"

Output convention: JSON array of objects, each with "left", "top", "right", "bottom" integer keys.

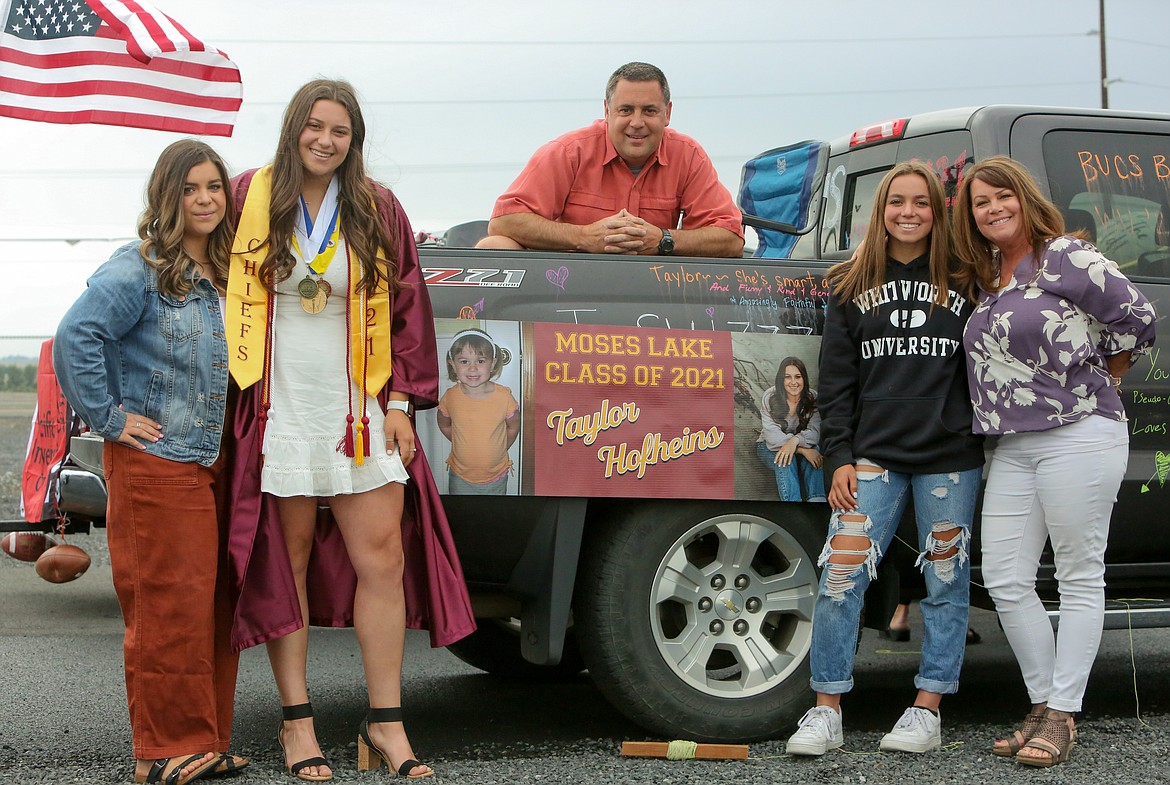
[
  {"left": 0, "top": 392, "right": 35, "bottom": 517},
  {"left": 0, "top": 392, "right": 36, "bottom": 418}
]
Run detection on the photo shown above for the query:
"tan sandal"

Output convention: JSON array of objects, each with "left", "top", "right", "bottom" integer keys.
[
  {"left": 991, "top": 709, "right": 1046, "bottom": 757},
  {"left": 1016, "top": 712, "right": 1076, "bottom": 768}
]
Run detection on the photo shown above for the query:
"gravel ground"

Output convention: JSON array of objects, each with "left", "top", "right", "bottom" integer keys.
[
  {"left": 1, "top": 592, "right": 1166, "bottom": 785},
  {"left": 2, "top": 394, "right": 1169, "bottom": 784}
]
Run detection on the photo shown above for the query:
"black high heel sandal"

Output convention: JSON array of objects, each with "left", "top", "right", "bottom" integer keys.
[
  {"left": 880, "top": 625, "right": 911, "bottom": 642},
  {"left": 277, "top": 703, "right": 332, "bottom": 782},
  {"left": 356, "top": 707, "right": 434, "bottom": 779}
]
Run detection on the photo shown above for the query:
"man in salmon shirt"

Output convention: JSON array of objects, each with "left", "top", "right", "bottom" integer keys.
[{"left": 477, "top": 62, "right": 745, "bottom": 258}]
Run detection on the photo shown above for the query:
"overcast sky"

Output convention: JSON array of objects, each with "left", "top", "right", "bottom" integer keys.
[{"left": 2, "top": 0, "right": 1169, "bottom": 357}]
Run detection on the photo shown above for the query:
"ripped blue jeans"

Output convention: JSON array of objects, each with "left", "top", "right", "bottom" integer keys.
[{"left": 809, "top": 461, "right": 981, "bottom": 695}]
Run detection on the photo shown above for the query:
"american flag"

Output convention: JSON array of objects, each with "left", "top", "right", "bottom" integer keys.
[{"left": 0, "top": 0, "right": 242, "bottom": 136}]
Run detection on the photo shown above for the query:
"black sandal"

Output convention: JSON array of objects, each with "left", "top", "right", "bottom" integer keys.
[
  {"left": 136, "top": 754, "right": 220, "bottom": 785},
  {"left": 357, "top": 707, "right": 434, "bottom": 779},
  {"left": 277, "top": 703, "right": 332, "bottom": 782},
  {"left": 880, "top": 625, "right": 911, "bottom": 642},
  {"left": 206, "top": 753, "right": 249, "bottom": 777}
]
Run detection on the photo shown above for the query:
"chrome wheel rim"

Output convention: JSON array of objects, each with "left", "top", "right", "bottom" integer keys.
[{"left": 649, "top": 513, "right": 818, "bottom": 697}]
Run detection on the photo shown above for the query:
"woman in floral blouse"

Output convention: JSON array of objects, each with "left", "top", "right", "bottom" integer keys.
[{"left": 954, "top": 156, "right": 1156, "bottom": 768}]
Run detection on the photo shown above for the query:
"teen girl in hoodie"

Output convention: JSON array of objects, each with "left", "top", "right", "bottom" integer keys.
[{"left": 785, "top": 161, "right": 984, "bottom": 756}]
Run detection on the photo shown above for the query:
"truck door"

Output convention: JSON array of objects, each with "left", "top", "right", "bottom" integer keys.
[
  {"left": 800, "top": 142, "right": 900, "bottom": 260},
  {"left": 1009, "top": 113, "right": 1170, "bottom": 567}
]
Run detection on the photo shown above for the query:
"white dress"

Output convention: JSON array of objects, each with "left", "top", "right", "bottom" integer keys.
[{"left": 260, "top": 236, "right": 408, "bottom": 497}]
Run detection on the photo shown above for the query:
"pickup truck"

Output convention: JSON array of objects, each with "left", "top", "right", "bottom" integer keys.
[{"left": 11, "top": 104, "right": 1170, "bottom": 744}]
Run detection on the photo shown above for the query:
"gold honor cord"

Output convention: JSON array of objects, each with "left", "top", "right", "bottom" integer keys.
[{"left": 227, "top": 167, "right": 394, "bottom": 465}]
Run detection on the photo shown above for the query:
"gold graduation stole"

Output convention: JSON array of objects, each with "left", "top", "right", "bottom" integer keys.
[{"left": 226, "top": 166, "right": 393, "bottom": 463}]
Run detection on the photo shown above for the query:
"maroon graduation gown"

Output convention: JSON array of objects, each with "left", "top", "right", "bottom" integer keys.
[{"left": 225, "top": 170, "right": 476, "bottom": 651}]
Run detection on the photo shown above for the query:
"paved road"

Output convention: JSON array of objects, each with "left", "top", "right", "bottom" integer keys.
[{"left": 1, "top": 559, "right": 1167, "bottom": 784}]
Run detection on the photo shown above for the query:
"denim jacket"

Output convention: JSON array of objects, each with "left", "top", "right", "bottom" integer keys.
[{"left": 53, "top": 241, "right": 228, "bottom": 466}]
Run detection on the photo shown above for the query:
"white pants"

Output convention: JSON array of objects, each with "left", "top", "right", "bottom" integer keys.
[{"left": 980, "top": 415, "right": 1128, "bottom": 712}]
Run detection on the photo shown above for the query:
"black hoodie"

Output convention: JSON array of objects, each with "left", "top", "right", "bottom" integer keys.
[{"left": 818, "top": 254, "right": 984, "bottom": 481}]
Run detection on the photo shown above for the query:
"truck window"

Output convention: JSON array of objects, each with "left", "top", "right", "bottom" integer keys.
[
  {"left": 841, "top": 170, "right": 885, "bottom": 253},
  {"left": 791, "top": 222, "right": 818, "bottom": 259},
  {"left": 818, "top": 131, "right": 976, "bottom": 256},
  {"left": 818, "top": 163, "right": 847, "bottom": 256},
  {"left": 897, "top": 130, "right": 974, "bottom": 209},
  {"left": 1043, "top": 130, "right": 1170, "bottom": 279}
]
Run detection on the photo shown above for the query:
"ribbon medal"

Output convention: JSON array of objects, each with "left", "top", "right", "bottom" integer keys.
[{"left": 293, "top": 185, "right": 341, "bottom": 314}]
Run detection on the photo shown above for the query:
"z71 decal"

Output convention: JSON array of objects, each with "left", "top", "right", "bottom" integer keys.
[{"left": 423, "top": 268, "right": 526, "bottom": 287}]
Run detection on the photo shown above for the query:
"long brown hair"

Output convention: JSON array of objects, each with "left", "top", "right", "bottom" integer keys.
[
  {"left": 137, "top": 140, "right": 234, "bottom": 298},
  {"left": 260, "top": 78, "right": 399, "bottom": 296},
  {"left": 769, "top": 356, "right": 816, "bottom": 433},
  {"left": 952, "top": 156, "right": 1069, "bottom": 293},
  {"left": 825, "top": 161, "right": 965, "bottom": 306}
]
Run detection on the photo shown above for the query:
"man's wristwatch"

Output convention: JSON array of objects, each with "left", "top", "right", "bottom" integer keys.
[{"left": 657, "top": 228, "right": 675, "bottom": 256}]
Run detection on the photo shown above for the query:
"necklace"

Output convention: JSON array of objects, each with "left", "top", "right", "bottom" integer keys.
[{"left": 293, "top": 181, "right": 341, "bottom": 313}]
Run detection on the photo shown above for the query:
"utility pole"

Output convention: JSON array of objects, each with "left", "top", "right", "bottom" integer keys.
[{"left": 1099, "top": 0, "right": 1109, "bottom": 109}]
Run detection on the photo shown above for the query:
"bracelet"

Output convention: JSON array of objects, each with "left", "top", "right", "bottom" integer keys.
[
  {"left": 1111, "top": 375, "right": 1123, "bottom": 390},
  {"left": 386, "top": 399, "right": 410, "bottom": 413}
]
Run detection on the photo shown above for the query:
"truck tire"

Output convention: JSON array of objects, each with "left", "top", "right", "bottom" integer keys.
[
  {"left": 446, "top": 618, "right": 586, "bottom": 681},
  {"left": 575, "top": 501, "right": 821, "bottom": 742}
]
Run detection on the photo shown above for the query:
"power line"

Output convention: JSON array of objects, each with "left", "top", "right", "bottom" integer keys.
[
  {"left": 1120, "top": 79, "right": 1170, "bottom": 92},
  {"left": 0, "top": 79, "right": 1097, "bottom": 132},
  {"left": 210, "top": 33, "right": 1093, "bottom": 46},
  {"left": 220, "top": 80, "right": 1097, "bottom": 107},
  {"left": 1110, "top": 36, "right": 1170, "bottom": 51}
]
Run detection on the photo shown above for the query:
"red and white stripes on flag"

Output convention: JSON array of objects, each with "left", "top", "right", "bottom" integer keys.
[{"left": 0, "top": 0, "right": 242, "bottom": 136}]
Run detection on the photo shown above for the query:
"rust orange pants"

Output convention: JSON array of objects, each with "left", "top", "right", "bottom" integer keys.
[{"left": 104, "top": 442, "right": 238, "bottom": 759}]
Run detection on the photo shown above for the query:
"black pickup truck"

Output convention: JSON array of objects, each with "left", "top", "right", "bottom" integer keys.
[{"left": 15, "top": 105, "right": 1170, "bottom": 744}]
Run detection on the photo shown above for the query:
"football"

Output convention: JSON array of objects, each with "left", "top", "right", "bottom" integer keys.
[
  {"left": 35, "top": 543, "right": 91, "bottom": 584},
  {"left": 1, "top": 532, "right": 55, "bottom": 563}
]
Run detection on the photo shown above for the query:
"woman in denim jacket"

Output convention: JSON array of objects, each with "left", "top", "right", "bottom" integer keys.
[{"left": 54, "top": 140, "right": 246, "bottom": 785}]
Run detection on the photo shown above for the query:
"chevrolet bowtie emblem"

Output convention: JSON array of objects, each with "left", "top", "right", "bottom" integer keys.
[{"left": 719, "top": 597, "right": 740, "bottom": 614}]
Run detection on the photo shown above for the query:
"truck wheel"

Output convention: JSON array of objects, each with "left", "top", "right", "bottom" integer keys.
[
  {"left": 575, "top": 502, "right": 821, "bottom": 742},
  {"left": 446, "top": 618, "right": 586, "bottom": 681}
]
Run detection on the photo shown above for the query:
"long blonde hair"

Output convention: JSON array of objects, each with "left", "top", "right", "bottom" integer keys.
[
  {"left": 952, "top": 156, "right": 1069, "bottom": 293},
  {"left": 824, "top": 161, "right": 964, "bottom": 306},
  {"left": 137, "top": 140, "right": 234, "bottom": 298},
  {"left": 260, "top": 79, "right": 399, "bottom": 296}
]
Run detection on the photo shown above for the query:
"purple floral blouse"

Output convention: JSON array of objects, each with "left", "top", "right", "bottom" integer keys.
[{"left": 963, "top": 236, "right": 1157, "bottom": 435}]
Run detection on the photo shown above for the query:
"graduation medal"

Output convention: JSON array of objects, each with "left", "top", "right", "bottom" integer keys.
[
  {"left": 294, "top": 198, "right": 341, "bottom": 314},
  {"left": 297, "top": 275, "right": 320, "bottom": 299},
  {"left": 301, "top": 284, "right": 328, "bottom": 313}
]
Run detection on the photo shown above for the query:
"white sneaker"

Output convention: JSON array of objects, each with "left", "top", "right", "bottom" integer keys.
[
  {"left": 785, "top": 705, "right": 844, "bottom": 756},
  {"left": 879, "top": 706, "right": 942, "bottom": 753}
]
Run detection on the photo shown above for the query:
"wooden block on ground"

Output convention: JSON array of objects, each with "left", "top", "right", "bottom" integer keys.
[{"left": 621, "top": 741, "right": 749, "bottom": 760}]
